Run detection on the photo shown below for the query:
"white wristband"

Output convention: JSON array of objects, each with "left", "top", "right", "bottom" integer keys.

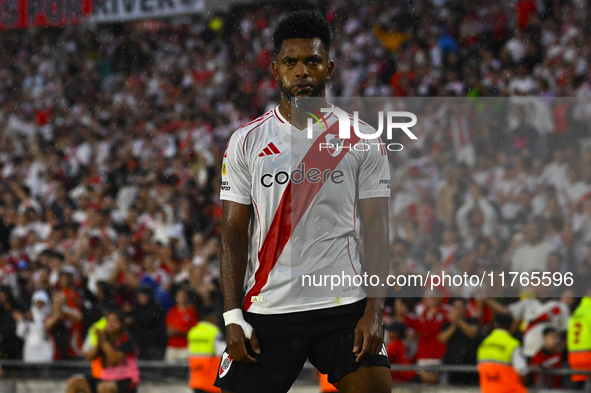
[{"left": 223, "top": 308, "right": 254, "bottom": 339}]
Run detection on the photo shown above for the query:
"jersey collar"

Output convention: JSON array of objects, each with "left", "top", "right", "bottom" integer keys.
[
  {"left": 273, "top": 104, "right": 337, "bottom": 130},
  {"left": 273, "top": 106, "right": 289, "bottom": 125}
]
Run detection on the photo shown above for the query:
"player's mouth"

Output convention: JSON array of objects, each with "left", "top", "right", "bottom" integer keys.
[{"left": 293, "top": 83, "right": 313, "bottom": 93}]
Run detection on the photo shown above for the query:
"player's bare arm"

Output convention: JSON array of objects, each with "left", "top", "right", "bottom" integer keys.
[
  {"left": 220, "top": 200, "right": 261, "bottom": 364},
  {"left": 353, "top": 197, "right": 389, "bottom": 362}
]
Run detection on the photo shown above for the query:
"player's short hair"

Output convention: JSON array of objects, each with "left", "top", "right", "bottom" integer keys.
[{"left": 273, "top": 10, "right": 331, "bottom": 56}]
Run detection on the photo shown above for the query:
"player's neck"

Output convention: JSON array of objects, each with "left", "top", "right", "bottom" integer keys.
[{"left": 278, "top": 93, "right": 328, "bottom": 129}]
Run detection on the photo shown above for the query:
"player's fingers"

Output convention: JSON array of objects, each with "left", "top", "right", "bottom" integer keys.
[
  {"left": 355, "top": 334, "right": 369, "bottom": 363},
  {"left": 227, "top": 325, "right": 257, "bottom": 364},
  {"left": 241, "top": 340, "right": 258, "bottom": 364},
  {"left": 241, "top": 345, "right": 257, "bottom": 364},
  {"left": 250, "top": 330, "right": 261, "bottom": 354},
  {"left": 231, "top": 340, "right": 257, "bottom": 364},
  {"left": 356, "top": 327, "right": 384, "bottom": 362},
  {"left": 352, "top": 327, "right": 363, "bottom": 354}
]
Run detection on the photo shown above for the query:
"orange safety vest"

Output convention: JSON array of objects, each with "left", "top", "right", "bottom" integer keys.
[
  {"left": 568, "top": 351, "right": 591, "bottom": 382},
  {"left": 189, "top": 356, "right": 221, "bottom": 392},
  {"left": 477, "top": 362, "right": 527, "bottom": 393},
  {"left": 318, "top": 371, "right": 338, "bottom": 392},
  {"left": 477, "top": 329, "right": 527, "bottom": 393},
  {"left": 91, "top": 357, "right": 103, "bottom": 378}
]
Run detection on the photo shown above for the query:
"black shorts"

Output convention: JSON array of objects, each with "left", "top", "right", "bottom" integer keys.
[
  {"left": 213, "top": 299, "right": 390, "bottom": 393},
  {"left": 84, "top": 375, "right": 137, "bottom": 393}
]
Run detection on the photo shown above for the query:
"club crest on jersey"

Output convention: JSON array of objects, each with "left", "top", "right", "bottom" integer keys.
[
  {"left": 222, "top": 159, "right": 227, "bottom": 176},
  {"left": 219, "top": 352, "right": 233, "bottom": 378},
  {"left": 324, "top": 133, "right": 344, "bottom": 158}
]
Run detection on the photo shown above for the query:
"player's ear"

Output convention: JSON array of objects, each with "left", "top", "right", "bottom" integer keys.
[
  {"left": 272, "top": 61, "right": 279, "bottom": 81},
  {"left": 326, "top": 60, "right": 335, "bottom": 80}
]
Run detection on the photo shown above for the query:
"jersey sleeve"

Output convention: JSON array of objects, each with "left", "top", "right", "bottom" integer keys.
[
  {"left": 358, "top": 138, "right": 391, "bottom": 199},
  {"left": 508, "top": 299, "right": 527, "bottom": 320},
  {"left": 511, "top": 346, "right": 528, "bottom": 376},
  {"left": 557, "top": 303, "right": 569, "bottom": 330},
  {"left": 220, "top": 132, "right": 252, "bottom": 205}
]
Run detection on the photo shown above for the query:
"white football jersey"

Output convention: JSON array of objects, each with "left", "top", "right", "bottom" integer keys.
[{"left": 221, "top": 106, "right": 391, "bottom": 314}]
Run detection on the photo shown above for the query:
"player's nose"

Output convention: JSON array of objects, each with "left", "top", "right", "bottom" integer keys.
[{"left": 294, "top": 62, "right": 309, "bottom": 79}]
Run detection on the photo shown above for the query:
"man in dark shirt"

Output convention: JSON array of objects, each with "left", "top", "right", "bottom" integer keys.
[
  {"left": 438, "top": 297, "right": 480, "bottom": 385},
  {"left": 127, "top": 286, "right": 166, "bottom": 360}
]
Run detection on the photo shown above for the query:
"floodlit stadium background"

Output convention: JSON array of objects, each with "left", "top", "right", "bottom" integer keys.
[{"left": 1, "top": 0, "right": 591, "bottom": 391}]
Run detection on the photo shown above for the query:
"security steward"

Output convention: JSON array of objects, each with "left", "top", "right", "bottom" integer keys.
[
  {"left": 188, "top": 320, "right": 225, "bottom": 393},
  {"left": 477, "top": 313, "right": 528, "bottom": 393},
  {"left": 567, "top": 289, "right": 591, "bottom": 386},
  {"left": 83, "top": 316, "right": 107, "bottom": 378}
]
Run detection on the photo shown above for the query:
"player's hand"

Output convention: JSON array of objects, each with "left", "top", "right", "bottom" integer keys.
[
  {"left": 352, "top": 312, "right": 383, "bottom": 363},
  {"left": 226, "top": 324, "right": 261, "bottom": 364}
]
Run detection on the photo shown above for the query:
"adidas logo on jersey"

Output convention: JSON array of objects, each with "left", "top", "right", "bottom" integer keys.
[{"left": 258, "top": 142, "right": 281, "bottom": 157}]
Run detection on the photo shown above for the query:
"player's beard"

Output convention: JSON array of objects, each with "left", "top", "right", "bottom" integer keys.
[{"left": 279, "top": 78, "right": 326, "bottom": 100}]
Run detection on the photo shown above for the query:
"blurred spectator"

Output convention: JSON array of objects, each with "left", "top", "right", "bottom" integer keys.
[
  {"left": 398, "top": 293, "right": 449, "bottom": 383},
  {"left": 437, "top": 297, "right": 479, "bottom": 385},
  {"left": 66, "top": 309, "right": 140, "bottom": 393},
  {"left": 14, "top": 290, "right": 54, "bottom": 362},
  {"left": 127, "top": 285, "right": 166, "bottom": 360},
  {"left": 385, "top": 321, "right": 416, "bottom": 383},
  {"left": 85, "top": 281, "right": 118, "bottom": 332},
  {"left": 57, "top": 267, "right": 83, "bottom": 310},
  {"left": 165, "top": 287, "right": 198, "bottom": 362},
  {"left": 187, "top": 264, "right": 223, "bottom": 324},
  {"left": 187, "top": 319, "right": 225, "bottom": 393},
  {"left": 435, "top": 169, "right": 459, "bottom": 228},
  {"left": 485, "top": 292, "right": 570, "bottom": 358},
  {"left": 477, "top": 313, "right": 528, "bottom": 393},
  {"left": 529, "top": 327, "right": 563, "bottom": 389},
  {"left": 32, "top": 263, "right": 53, "bottom": 295},
  {"left": 567, "top": 288, "right": 591, "bottom": 387},
  {"left": 44, "top": 291, "right": 83, "bottom": 360},
  {"left": 510, "top": 220, "right": 556, "bottom": 273},
  {"left": 456, "top": 183, "right": 497, "bottom": 241},
  {"left": 0, "top": 286, "right": 23, "bottom": 359}
]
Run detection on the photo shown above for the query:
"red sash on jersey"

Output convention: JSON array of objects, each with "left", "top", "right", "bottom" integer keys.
[{"left": 523, "top": 306, "right": 561, "bottom": 335}]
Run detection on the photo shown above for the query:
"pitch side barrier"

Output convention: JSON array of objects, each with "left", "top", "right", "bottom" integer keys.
[{"left": 0, "top": 360, "right": 589, "bottom": 391}]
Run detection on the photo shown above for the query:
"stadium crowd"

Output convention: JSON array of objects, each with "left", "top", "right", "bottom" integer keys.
[{"left": 1, "top": 0, "right": 591, "bottom": 388}]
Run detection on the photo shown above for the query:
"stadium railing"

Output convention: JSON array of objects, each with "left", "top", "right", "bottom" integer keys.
[{"left": 1, "top": 360, "right": 590, "bottom": 391}]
